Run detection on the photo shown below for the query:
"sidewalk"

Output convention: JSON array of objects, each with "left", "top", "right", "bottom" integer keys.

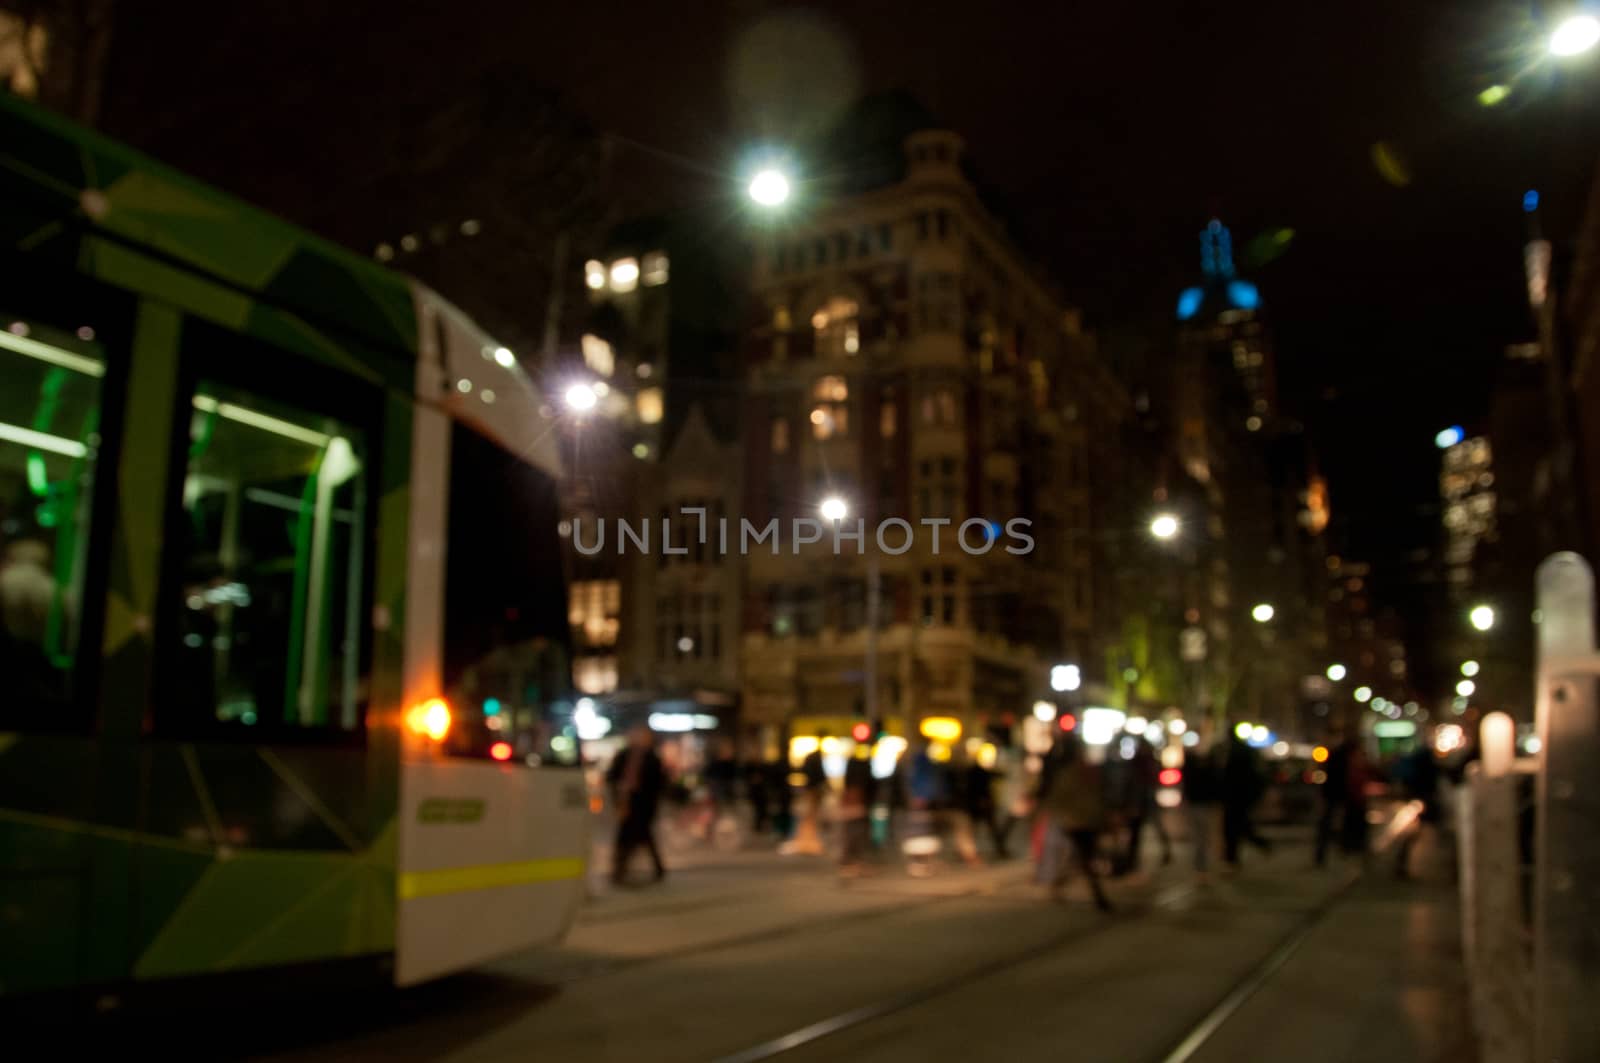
[{"left": 1185, "top": 831, "right": 1474, "bottom": 1063}]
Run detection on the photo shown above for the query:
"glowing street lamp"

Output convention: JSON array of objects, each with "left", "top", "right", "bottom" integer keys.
[
  {"left": 1551, "top": 14, "right": 1600, "bottom": 57},
  {"left": 1354, "top": 685, "right": 1373, "bottom": 703},
  {"left": 1150, "top": 513, "right": 1179, "bottom": 540},
  {"left": 748, "top": 168, "right": 791, "bottom": 207},
  {"left": 819, "top": 496, "right": 848, "bottom": 523},
  {"left": 564, "top": 382, "right": 598, "bottom": 413},
  {"left": 1051, "top": 663, "right": 1082, "bottom": 693},
  {"left": 1251, "top": 602, "right": 1275, "bottom": 623},
  {"left": 1326, "top": 663, "right": 1347, "bottom": 682},
  {"left": 1461, "top": 660, "right": 1480, "bottom": 678},
  {"left": 1469, "top": 604, "right": 1496, "bottom": 632},
  {"left": 1457, "top": 678, "right": 1477, "bottom": 698}
]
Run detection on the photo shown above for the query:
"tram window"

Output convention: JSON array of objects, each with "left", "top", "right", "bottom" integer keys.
[
  {"left": 169, "top": 383, "right": 369, "bottom": 733},
  {"left": 442, "top": 422, "right": 575, "bottom": 766},
  {"left": 0, "top": 318, "right": 105, "bottom": 730}
]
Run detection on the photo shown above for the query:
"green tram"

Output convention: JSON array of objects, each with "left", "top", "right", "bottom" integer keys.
[{"left": 0, "top": 96, "right": 588, "bottom": 1001}]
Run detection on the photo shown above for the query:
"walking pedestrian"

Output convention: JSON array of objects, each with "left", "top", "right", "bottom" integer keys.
[
  {"left": 1392, "top": 727, "right": 1442, "bottom": 879},
  {"left": 1119, "top": 738, "right": 1172, "bottom": 874},
  {"left": 839, "top": 742, "right": 877, "bottom": 876},
  {"left": 961, "top": 747, "right": 1008, "bottom": 859},
  {"left": 1039, "top": 735, "right": 1113, "bottom": 911},
  {"left": 1222, "top": 727, "right": 1273, "bottom": 869},
  {"left": 607, "top": 725, "right": 667, "bottom": 885},
  {"left": 1314, "top": 733, "right": 1353, "bottom": 868},
  {"left": 1181, "top": 732, "right": 1223, "bottom": 880}
]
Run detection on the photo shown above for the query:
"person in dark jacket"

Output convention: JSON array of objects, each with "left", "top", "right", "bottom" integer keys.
[
  {"left": 963, "top": 754, "right": 1008, "bottom": 859},
  {"left": 607, "top": 725, "right": 667, "bottom": 884},
  {"left": 1181, "top": 735, "right": 1223, "bottom": 876},
  {"left": 1314, "top": 734, "right": 1353, "bottom": 868},
  {"left": 1119, "top": 739, "right": 1172, "bottom": 874},
  {"left": 1222, "top": 728, "right": 1273, "bottom": 868}
]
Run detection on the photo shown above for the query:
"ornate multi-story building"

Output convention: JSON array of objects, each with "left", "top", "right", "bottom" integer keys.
[{"left": 735, "top": 121, "right": 1128, "bottom": 745}]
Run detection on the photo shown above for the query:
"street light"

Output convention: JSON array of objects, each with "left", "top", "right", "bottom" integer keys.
[
  {"left": 1551, "top": 14, "right": 1600, "bottom": 57},
  {"left": 1354, "top": 685, "right": 1373, "bottom": 703},
  {"left": 1150, "top": 513, "right": 1179, "bottom": 540},
  {"left": 1326, "top": 663, "right": 1347, "bottom": 682},
  {"left": 1469, "top": 604, "right": 1496, "bottom": 632},
  {"left": 1251, "top": 602, "right": 1275, "bottom": 623},
  {"left": 1051, "top": 664, "right": 1081, "bottom": 692},
  {"left": 819, "top": 496, "right": 848, "bottom": 523},
  {"left": 1461, "top": 660, "right": 1481, "bottom": 677},
  {"left": 564, "top": 382, "right": 598, "bottom": 413},
  {"left": 1457, "top": 678, "right": 1477, "bottom": 697},
  {"left": 748, "top": 168, "right": 791, "bottom": 207}
]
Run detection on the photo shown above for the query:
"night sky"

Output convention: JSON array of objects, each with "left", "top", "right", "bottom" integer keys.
[{"left": 107, "top": 2, "right": 1600, "bottom": 674}]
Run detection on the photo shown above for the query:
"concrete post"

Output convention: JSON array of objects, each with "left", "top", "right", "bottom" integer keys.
[
  {"left": 1468, "top": 712, "right": 1528, "bottom": 1063},
  {"left": 1534, "top": 552, "right": 1600, "bottom": 1062}
]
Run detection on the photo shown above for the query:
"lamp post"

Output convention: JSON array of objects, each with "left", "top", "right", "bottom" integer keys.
[{"left": 821, "top": 497, "right": 879, "bottom": 729}]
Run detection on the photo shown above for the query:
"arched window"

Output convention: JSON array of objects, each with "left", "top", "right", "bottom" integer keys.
[{"left": 811, "top": 297, "right": 860, "bottom": 358}]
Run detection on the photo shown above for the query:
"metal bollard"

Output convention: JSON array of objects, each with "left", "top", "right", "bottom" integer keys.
[
  {"left": 1470, "top": 712, "right": 1529, "bottom": 1063},
  {"left": 1533, "top": 553, "right": 1600, "bottom": 1062}
]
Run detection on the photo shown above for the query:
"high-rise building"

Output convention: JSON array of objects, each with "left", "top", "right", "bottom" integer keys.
[
  {"left": 1167, "top": 219, "right": 1326, "bottom": 736},
  {"left": 737, "top": 117, "right": 1128, "bottom": 746}
]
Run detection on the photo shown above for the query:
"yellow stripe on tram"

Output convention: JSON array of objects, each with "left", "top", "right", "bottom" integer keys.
[{"left": 398, "top": 856, "right": 586, "bottom": 900}]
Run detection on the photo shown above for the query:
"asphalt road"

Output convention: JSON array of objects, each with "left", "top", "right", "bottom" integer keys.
[{"left": 45, "top": 810, "right": 1470, "bottom": 1062}]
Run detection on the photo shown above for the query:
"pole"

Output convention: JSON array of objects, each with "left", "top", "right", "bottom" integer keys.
[
  {"left": 542, "top": 231, "right": 569, "bottom": 367},
  {"left": 1534, "top": 552, "right": 1600, "bottom": 1061},
  {"left": 1469, "top": 712, "right": 1529, "bottom": 1063},
  {"left": 865, "top": 554, "right": 880, "bottom": 724}
]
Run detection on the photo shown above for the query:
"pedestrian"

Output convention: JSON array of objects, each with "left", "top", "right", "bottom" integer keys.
[
  {"left": 902, "top": 737, "right": 948, "bottom": 875},
  {"left": 1039, "top": 735, "right": 1113, "bottom": 911},
  {"left": 838, "top": 742, "right": 877, "bottom": 876},
  {"left": 742, "top": 740, "right": 772, "bottom": 840},
  {"left": 1314, "top": 733, "right": 1352, "bottom": 868},
  {"left": 1339, "top": 738, "right": 1373, "bottom": 861},
  {"left": 1181, "top": 733, "right": 1223, "bottom": 880},
  {"left": 1392, "top": 727, "right": 1442, "bottom": 879},
  {"left": 1119, "top": 738, "right": 1173, "bottom": 874},
  {"left": 1222, "top": 727, "right": 1273, "bottom": 869},
  {"left": 963, "top": 747, "right": 1009, "bottom": 859},
  {"left": 784, "top": 731, "right": 830, "bottom": 855},
  {"left": 703, "top": 737, "right": 739, "bottom": 847},
  {"left": 997, "top": 743, "right": 1030, "bottom": 856},
  {"left": 607, "top": 725, "right": 667, "bottom": 885}
]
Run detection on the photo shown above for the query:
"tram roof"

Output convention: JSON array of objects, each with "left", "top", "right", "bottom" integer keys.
[{"left": 3, "top": 93, "right": 415, "bottom": 365}]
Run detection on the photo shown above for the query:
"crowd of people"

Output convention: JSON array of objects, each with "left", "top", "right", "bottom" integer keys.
[{"left": 600, "top": 720, "right": 1317, "bottom": 900}]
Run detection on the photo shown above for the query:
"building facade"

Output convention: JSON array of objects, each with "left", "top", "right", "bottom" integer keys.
[{"left": 736, "top": 127, "right": 1127, "bottom": 745}]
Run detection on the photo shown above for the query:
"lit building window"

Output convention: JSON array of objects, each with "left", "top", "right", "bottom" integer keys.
[
  {"left": 569, "top": 580, "right": 621, "bottom": 648},
  {"left": 636, "top": 387, "right": 664, "bottom": 425},
  {"left": 772, "top": 417, "right": 790, "bottom": 454},
  {"left": 811, "top": 375, "right": 850, "bottom": 440},
  {"left": 585, "top": 260, "right": 607, "bottom": 290},
  {"left": 880, "top": 400, "right": 897, "bottom": 439},
  {"left": 774, "top": 306, "right": 792, "bottom": 331},
  {"left": 812, "top": 297, "right": 860, "bottom": 358},
  {"left": 581, "top": 334, "right": 615, "bottom": 377},
  {"left": 609, "top": 258, "right": 639, "bottom": 293},
  {"left": 921, "top": 386, "right": 959, "bottom": 427},
  {"left": 642, "top": 251, "right": 669, "bottom": 286},
  {"left": 574, "top": 655, "right": 618, "bottom": 694}
]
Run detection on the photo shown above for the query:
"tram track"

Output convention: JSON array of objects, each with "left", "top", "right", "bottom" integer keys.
[{"left": 706, "top": 808, "right": 1419, "bottom": 1063}]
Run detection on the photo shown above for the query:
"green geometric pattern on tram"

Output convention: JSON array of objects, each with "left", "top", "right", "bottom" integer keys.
[
  {"left": 96, "top": 169, "right": 300, "bottom": 292},
  {"left": 133, "top": 840, "right": 396, "bottom": 978}
]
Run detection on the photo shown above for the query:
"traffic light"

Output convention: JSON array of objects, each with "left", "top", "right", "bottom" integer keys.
[
  {"left": 851, "top": 721, "right": 871, "bottom": 742},
  {"left": 1059, "top": 713, "right": 1077, "bottom": 733}
]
